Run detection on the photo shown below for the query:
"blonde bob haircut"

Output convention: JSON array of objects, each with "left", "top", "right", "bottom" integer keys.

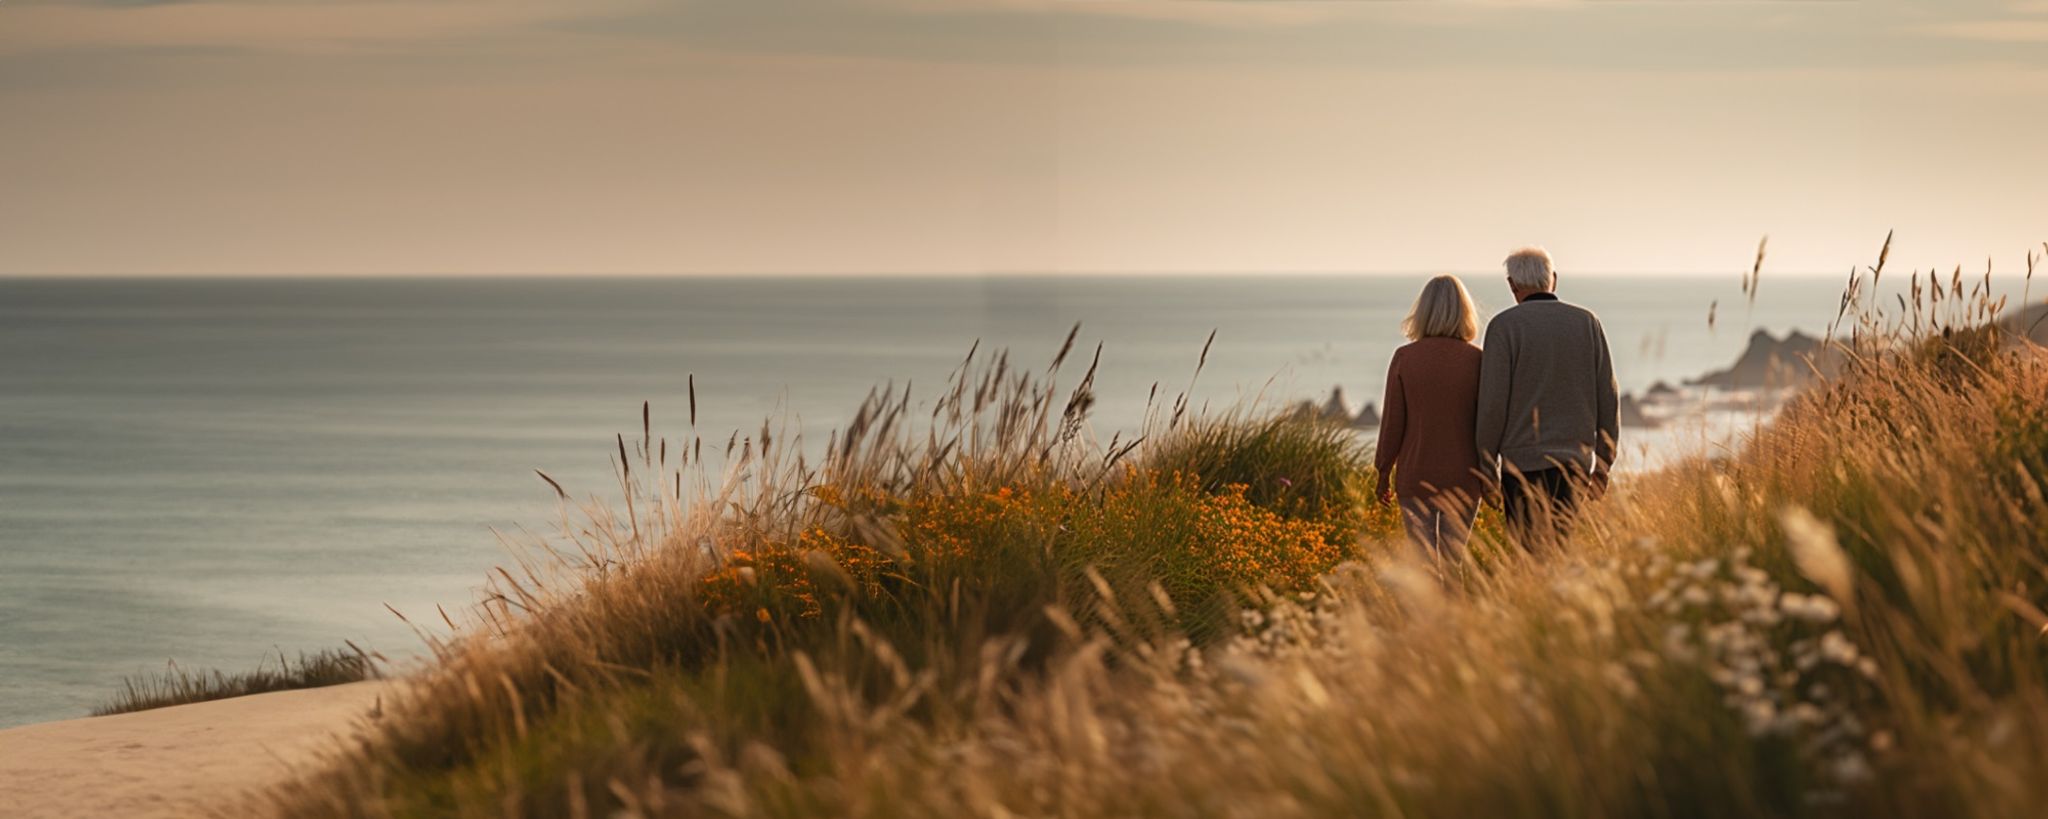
[{"left": 1400, "top": 274, "right": 1480, "bottom": 342}]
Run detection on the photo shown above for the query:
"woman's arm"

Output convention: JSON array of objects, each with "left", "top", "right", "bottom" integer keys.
[{"left": 1374, "top": 352, "right": 1406, "bottom": 503}]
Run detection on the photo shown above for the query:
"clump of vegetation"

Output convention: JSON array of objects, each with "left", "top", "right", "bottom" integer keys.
[
  {"left": 95, "top": 648, "right": 375, "bottom": 716},
  {"left": 263, "top": 249, "right": 2048, "bottom": 818},
  {"left": 1143, "top": 413, "right": 1376, "bottom": 534},
  {"left": 701, "top": 472, "right": 1348, "bottom": 638}
]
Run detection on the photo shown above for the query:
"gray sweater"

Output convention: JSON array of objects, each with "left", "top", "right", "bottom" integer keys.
[{"left": 1475, "top": 294, "right": 1620, "bottom": 475}]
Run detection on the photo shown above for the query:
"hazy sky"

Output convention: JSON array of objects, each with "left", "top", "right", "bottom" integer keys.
[{"left": 2, "top": 0, "right": 2044, "bottom": 276}]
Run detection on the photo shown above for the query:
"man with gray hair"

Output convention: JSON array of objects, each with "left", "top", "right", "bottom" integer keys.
[{"left": 1476, "top": 247, "right": 1619, "bottom": 549}]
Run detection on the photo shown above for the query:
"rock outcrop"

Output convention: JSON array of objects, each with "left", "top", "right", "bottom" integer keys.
[
  {"left": 1688, "top": 329, "right": 1836, "bottom": 390},
  {"left": 1321, "top": 387, "right": 1352, "bottom": 423},
  {"left": 2002, "top": 303, "right": 2048, "bottom": 345},
  {"left": 1351, "top": 402, "right": 1380, "bottom": 428},
  {"left": 1287, "top": 387, "right": 1380, "bottom": 428},
  {"left": 1618, "top": 392, "right": 1658, "bottom": 428}
]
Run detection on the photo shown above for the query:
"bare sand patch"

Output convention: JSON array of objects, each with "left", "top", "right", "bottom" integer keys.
[{"left": 0, "top": 680, "right": 393, "bottom": 819}]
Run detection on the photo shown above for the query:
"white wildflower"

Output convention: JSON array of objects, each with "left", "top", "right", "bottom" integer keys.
[
  {"left": 1805, "top": 596, "right": 1840, "bottom": 621},
  {"left": 1829, "top": 752, "right": 1874, "bottom": 784},
  {"left": 1702, "top": 622, "right": 1733, "bottom": 650},
  {"left": 1663, "top": 624, "right": 1696, "bottom": 660},
  {"left": 1780, "top": 593, "right": 1841, "bottom": 623},
  {"left": 1820, "top": 631, "right": 1860, "bottom": 664},
  {"left": 1742, "top": 700, "right": 1778, "bottom": 736}
]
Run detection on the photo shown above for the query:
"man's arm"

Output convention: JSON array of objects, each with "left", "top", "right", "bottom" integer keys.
[
  {"left": 1474, "top": 320, "right": 1511, "bottom": 477},
  {"left": 1592, "top": 317, "right": 1619, "bottom": 474}
]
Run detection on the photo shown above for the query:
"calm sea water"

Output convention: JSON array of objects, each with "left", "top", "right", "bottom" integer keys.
[{"left": 1, "top": 273, "right": 2025, "bottom": 727}]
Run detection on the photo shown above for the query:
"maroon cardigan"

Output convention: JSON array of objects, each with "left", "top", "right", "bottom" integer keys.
[{"left": 1375, "top": 337, "right": 1488, "bottom": 504}]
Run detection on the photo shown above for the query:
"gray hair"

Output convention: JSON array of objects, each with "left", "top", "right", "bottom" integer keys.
[
  {"left": 1503, "top": 247, "right": 1555, "bottom": 292},
  {"left": 1401, "top": 274, "right": 1480, "bottom": 342}
]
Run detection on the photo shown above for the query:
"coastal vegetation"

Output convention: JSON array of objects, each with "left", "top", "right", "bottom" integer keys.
[
  {"left": 94, "top": 648, "right": 374, "bottom": 717},
  {"left": 249, "top": 256, "right": 2048, "bottom": 818}
]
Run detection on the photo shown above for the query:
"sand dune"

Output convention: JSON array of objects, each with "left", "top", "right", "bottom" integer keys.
[{"left": 0, "top": 681, "right": 393, "bottom": 819}]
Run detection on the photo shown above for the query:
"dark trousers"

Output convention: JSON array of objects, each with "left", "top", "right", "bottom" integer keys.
[{"left": 1501, "top": 467, "right": 1581, "bottom": 550}]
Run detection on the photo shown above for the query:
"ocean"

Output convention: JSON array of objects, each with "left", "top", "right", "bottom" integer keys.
[{"left": 0, "top": 273, "right": 2026, "bottom": 727}]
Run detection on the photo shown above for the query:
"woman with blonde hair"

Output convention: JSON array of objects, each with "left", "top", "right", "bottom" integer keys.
[{"left": 1374, "top": 274, "right": 1488, "bottom": 561}]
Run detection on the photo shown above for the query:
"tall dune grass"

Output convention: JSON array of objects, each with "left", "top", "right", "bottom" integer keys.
[
  {"left": 265, "top": 256, "right": 2047, "bottom": 818},
  {"left": 95, "top": 648, "right": 374, "bottom": 716}
]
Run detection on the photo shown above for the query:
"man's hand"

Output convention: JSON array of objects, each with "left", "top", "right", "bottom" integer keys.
[
  {"left": 1373, "top": 478, "right": 1395, "bottom": 507},
  {"left": 1588, "top": 469, "right": 1611, "bottom": 499}
]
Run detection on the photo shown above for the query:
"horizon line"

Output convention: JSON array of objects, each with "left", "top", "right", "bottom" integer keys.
[{"left": 0, "top": 269, "right": 1884, "bottom": 281}]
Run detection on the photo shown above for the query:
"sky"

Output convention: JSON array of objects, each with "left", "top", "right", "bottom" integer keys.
[{"left": 1, "top": 0, "right": 2044, "bottom": 276}]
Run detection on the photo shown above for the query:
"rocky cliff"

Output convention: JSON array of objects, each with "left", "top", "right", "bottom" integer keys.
[{"left": 1688, "top": 329, "right": 1837, "bottom": 390}]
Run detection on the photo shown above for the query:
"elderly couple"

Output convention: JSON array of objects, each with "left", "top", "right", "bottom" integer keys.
[{"left": 1372, "top": 248, "right": 1620, "bottom": 559}]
